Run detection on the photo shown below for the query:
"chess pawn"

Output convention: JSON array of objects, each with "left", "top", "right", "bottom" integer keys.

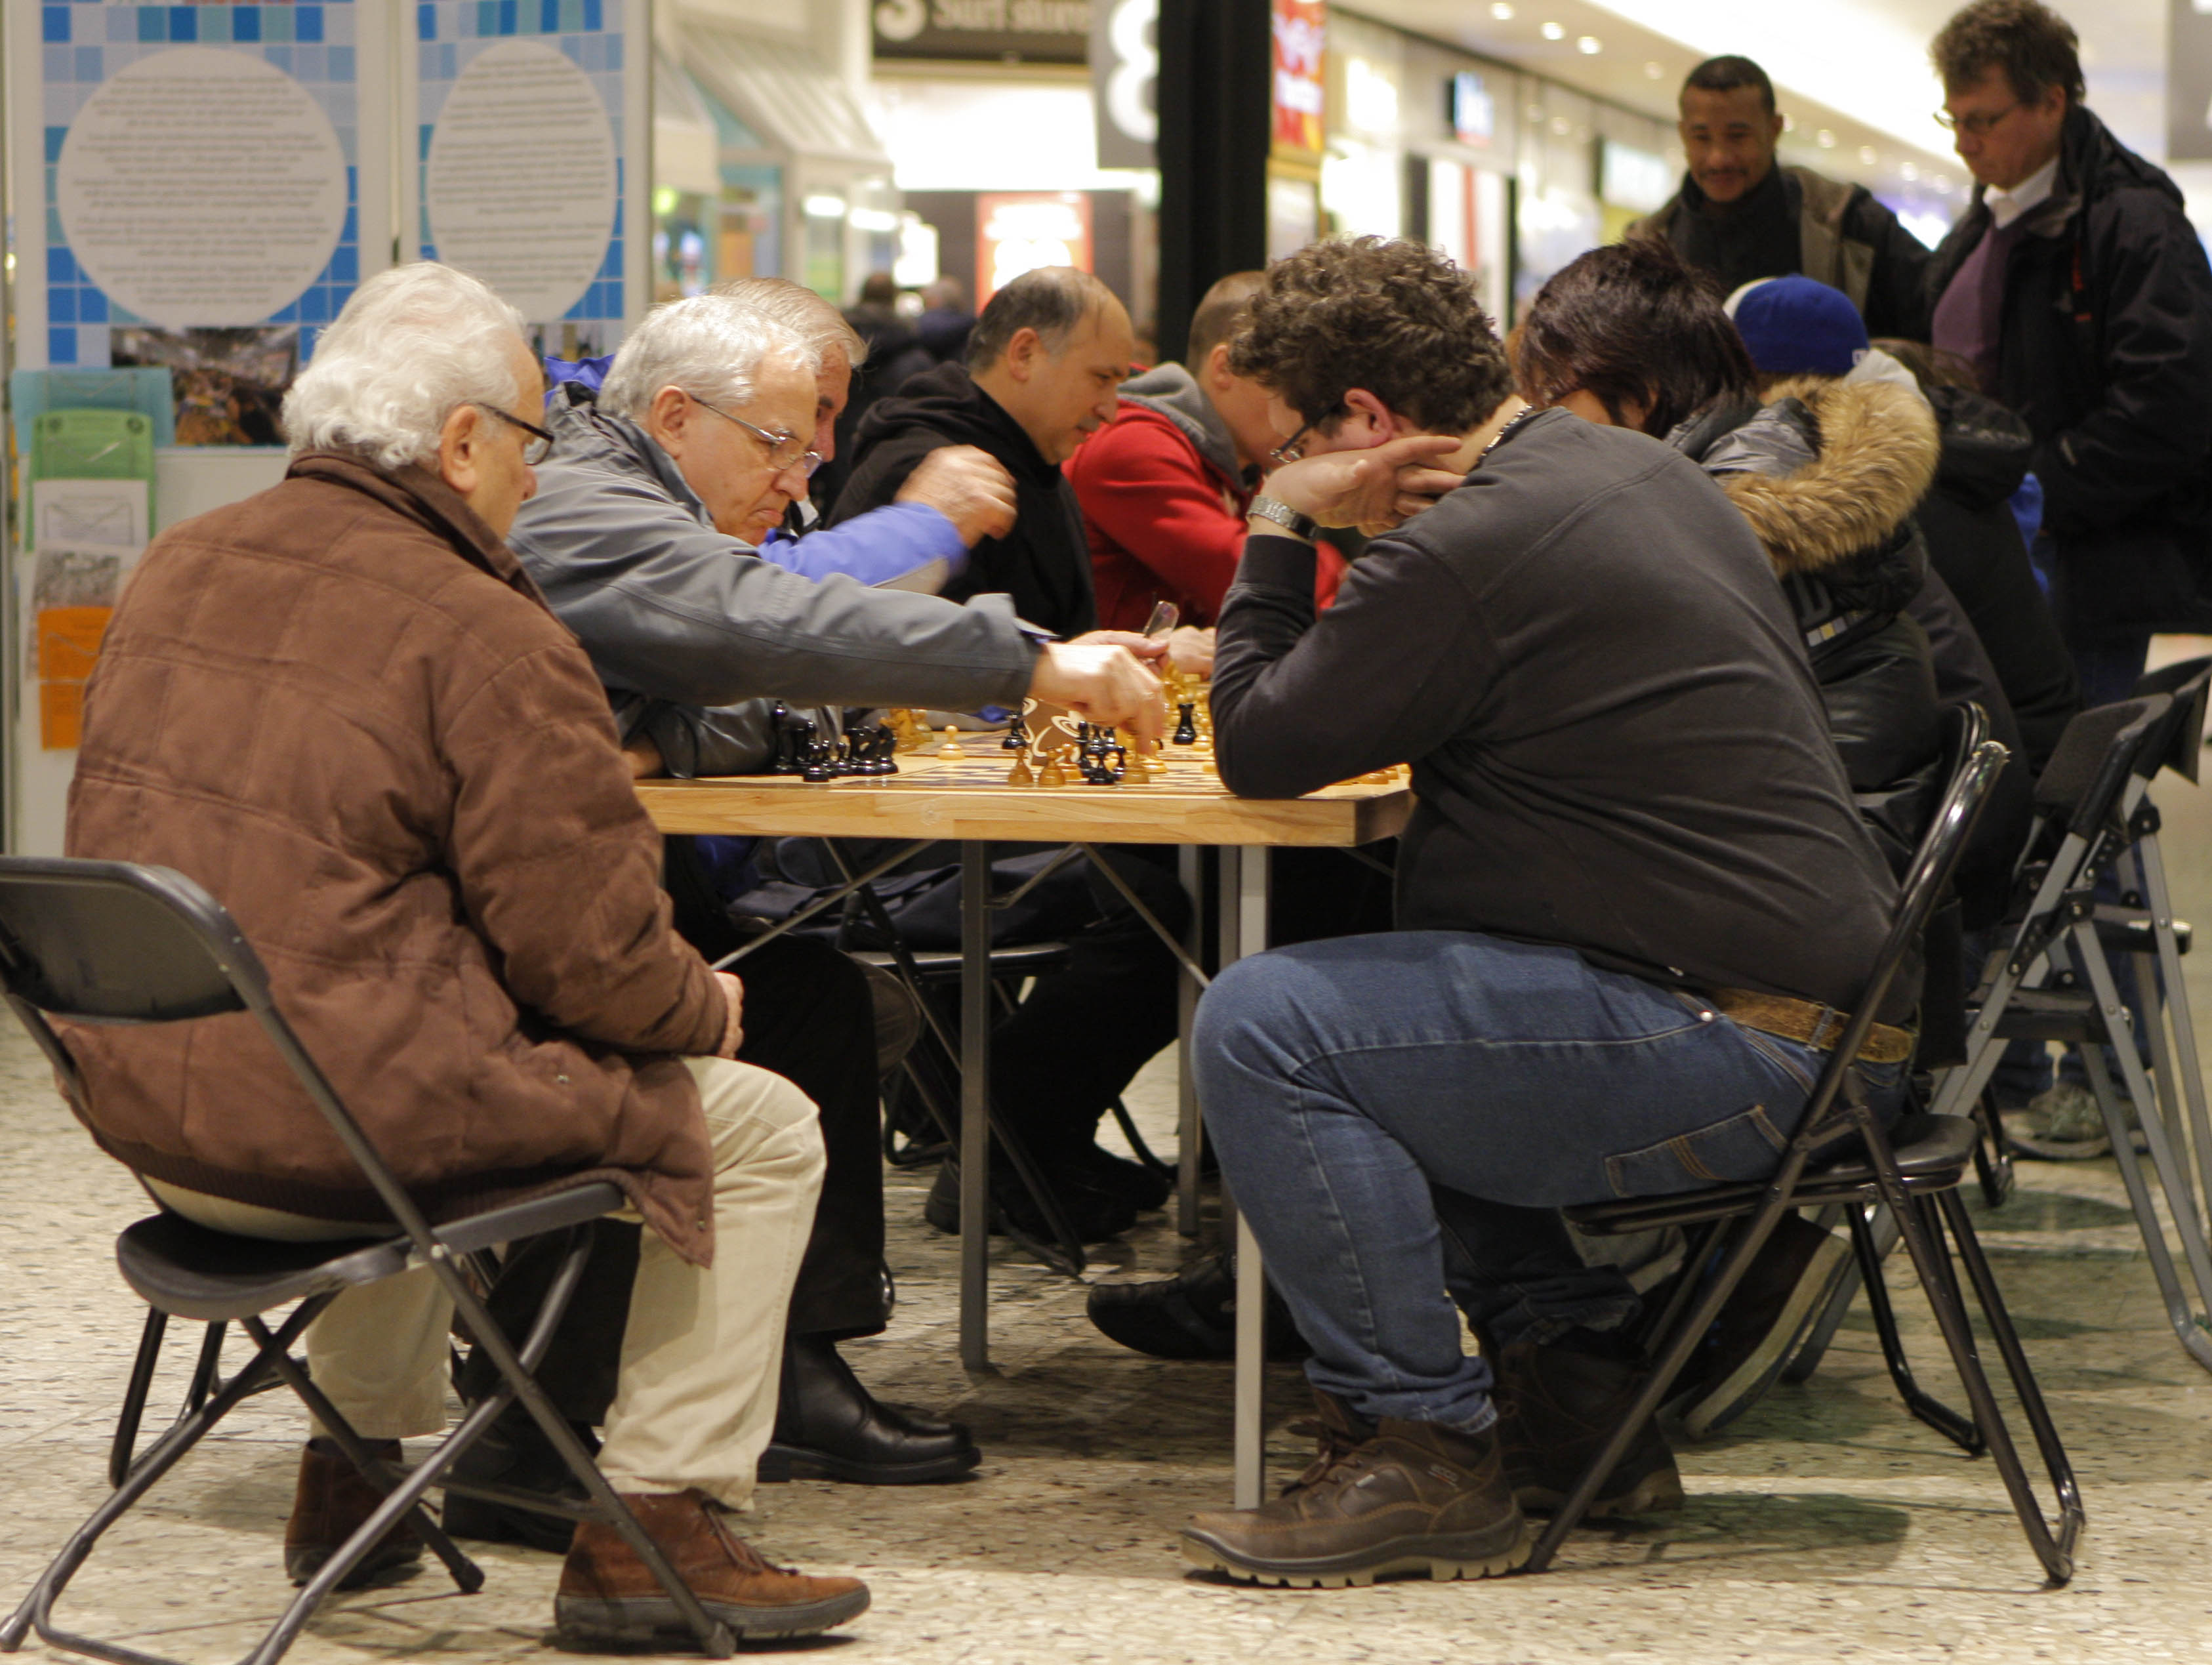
[
  {"left": 1007, "top": 749, "right": 1036, "bottom": 787},
  {"left": 1038, "top": 753, "right": 1067, "bottom": 788},
  {"left": 938, "top": 725, "right": 964, "bottom": 760}
]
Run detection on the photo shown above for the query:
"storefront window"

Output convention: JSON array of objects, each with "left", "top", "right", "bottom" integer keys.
[{"left": 651, "top": 188, "right": 711, "bottom": 302}]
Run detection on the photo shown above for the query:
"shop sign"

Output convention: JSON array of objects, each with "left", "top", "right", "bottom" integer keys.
[
  {"left": 1598, "top": 139, "right": 1670, "bottom": 214},
  {"left": 1092, "top": 0, "right": 1157, "bottom": 169},
  {"left": 976, "top": 192, "right": 1094, "bottom": 304},
  {"left": 1451, "top": 71, "right": 1495, "bottom": 147},
  {"left": 1271, "top": 0, "right": 1326, "bottom": 157},
  {"left": 2168, "top": 0, "right": 2212, "bottom": 161},
  {"left": 872, "top": 0, "right": 1093, "bottom": 66}
]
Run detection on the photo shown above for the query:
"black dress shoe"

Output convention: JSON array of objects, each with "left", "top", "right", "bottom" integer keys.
[
  {"left": 757, "top": 1335, "right": 980, "bottom": 1485},
  {"left": 441, "top": 1412, "right": 596, "bottom": 1554},
  {"left": 1086, "top": 1252, "right": 1313, "bottom": 1361},
  {"left": 923, "top": 1157, "right": 1138, "bottom": 1243},
  {"left": 1065, "top": 1144, "right": 1173, "bottom": 1212}
]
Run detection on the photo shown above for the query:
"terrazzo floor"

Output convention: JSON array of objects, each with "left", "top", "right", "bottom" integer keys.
[{"left": 7, "top": 643, "right": 2212, "bottom": 1664}]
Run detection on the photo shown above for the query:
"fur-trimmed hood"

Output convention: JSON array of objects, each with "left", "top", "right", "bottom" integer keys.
[{"left": 1694, "top": 375, "right": 1940, "bottom": 579}]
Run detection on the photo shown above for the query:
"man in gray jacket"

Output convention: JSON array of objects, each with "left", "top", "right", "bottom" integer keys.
[{"left": 470, "top": 294, "right": 1163, "bottom": 1524}]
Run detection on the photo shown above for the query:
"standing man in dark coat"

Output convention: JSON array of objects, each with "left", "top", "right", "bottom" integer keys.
[
  {"left": 1927, "top": 0, "right": 2212, "bottom": 705},
  {"left": 830, "top": 266, "right": 1136, "bottom": 638},
  {"left": 1632, "top": 56, "right": 1931, "bottom": 339}
]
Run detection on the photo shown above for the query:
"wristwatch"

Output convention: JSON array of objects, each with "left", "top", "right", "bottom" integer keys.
[{"left": 1248, "top": 494, "right": 1319, "bottom": 541}]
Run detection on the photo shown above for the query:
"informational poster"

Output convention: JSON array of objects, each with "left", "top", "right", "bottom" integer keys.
[
  {"left": 976, "top": 192, "right": 1095, "bottom": 305},
  {"left": 5, "top": 1, "right": 396, "bottom": 850},
  {"left": 16, "top": 3, "right": 390, "bottom": 391},
  {"left": 407, "top": 0, "right": 649, "bottom": 360}
]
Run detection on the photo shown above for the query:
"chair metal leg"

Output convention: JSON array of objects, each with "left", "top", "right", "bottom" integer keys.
[
  {"left": 180, "top": 1319, "right": 226, "bottom": 1417},
  {"left": 1859, "top": 1115, "right": 2079, "bottom": 1584},
  {"left": 1781, "top": 1202, "right": 1895, "bottom": 1385},
  {"left": 1971, "top": 1084, "right": 2015, "bottom": 1208},
  {"left": 2078, "top": 1046, "right": 2212, "bottom": 1372},
  {"left": 1177, "top": 846, "right": 1205, "bottom": 1236},
  {"left": 106, "top": 1309, "right": 169, "bottom": 1492},
  {"left": 2132, "top": 834, "right": 2212, "bottom": 1221},
  {"left": 1527, "top": 1179, "right": 1807, "bottom": 1573},
  {"left": 3, "top": 1296, "right": 329, "bottom": 1662},
  {"left": 1935, "top": 1188, "right": 2085, "bottom": 1577},
  {"left": 1847, "top": 1201, "right": 1981, "bottom": 1453}
]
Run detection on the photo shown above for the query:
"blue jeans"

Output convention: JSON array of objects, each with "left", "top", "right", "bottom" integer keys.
[{"left": 1193, "top": 931, "right": 1900, "bottom": 1433}]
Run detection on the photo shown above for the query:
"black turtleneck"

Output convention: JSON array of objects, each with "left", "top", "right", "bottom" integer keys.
[{"left": 1669, "top": 163, "right": 1803, "bottom": 299}]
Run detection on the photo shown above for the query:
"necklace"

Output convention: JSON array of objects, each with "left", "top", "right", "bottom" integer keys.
[{"left": 1481, "top": 405, "right": 1540, "bottom": 461}]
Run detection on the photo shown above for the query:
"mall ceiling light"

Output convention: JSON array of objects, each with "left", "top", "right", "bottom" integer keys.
[
  {"left": 1817, "top": 129, "right": 1836, "bottom": 147},
  {"left": 1645, "top": 61, "right": 1664, "bottom": 79},
  {"left": 1490, "top": 2, "right": 1514, "bottom": 18},
  {"left": 1858, "top": 145, "right": 1878, "bottom": 165},
  {"left": 1900, "top": 161, "right": 1919, "bottom": 180},
  {"left": 1540, "top": 20, "right": 1565, "bottom": 39},
  {"left": 1576, "top": 35, "right": 1601, "bottom": 53},
  {"left": 804, "top": 195, "right": 848, "bottom": 219}
]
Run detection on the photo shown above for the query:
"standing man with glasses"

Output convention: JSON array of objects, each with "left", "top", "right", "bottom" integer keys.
[
  {"left": 1630, "top": 55, "right": 1931, "bottom": 339},
  {"left": 1927, "top": 0, "right": 2212, "bottom": 708}
]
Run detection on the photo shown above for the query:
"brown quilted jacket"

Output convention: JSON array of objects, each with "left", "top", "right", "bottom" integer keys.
[{"left": 63, "top": 452, "right": 730, "bottom": 1264}]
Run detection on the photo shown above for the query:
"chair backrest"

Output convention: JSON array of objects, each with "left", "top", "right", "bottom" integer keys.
[
  {"left": 2127, "top": 655, "right": 2212, "bottom": 787},
  {"left": 0, "top": 856, "right": 440, "bottom": 1248},
  {"left": 2028, "top": 695, "right": 2171, "bottom": 840},
  {"left": 1793, "top": 728, "right": 2011, "bottom": 1143}
]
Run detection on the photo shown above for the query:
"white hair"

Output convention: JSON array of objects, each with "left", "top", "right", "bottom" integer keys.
[
  {"left": 281, "top": 263, "right": 529, "bottom": 470},
  {"left": 711, "top": 276, "right": 869, "bottom": 371},
  {"left": 596, "top": 295, "right": 818, "bottom": 422}
]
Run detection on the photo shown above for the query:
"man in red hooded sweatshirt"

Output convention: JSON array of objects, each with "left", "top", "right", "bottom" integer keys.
[{"left": 1070, "top": 272, "right": 1345, "bottom": 634}]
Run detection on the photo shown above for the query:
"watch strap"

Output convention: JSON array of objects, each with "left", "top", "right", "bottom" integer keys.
[{"left": 1249, "top": 495, "right": 1319, "bottom": 540}]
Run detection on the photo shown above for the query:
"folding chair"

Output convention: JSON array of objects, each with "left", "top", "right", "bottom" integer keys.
[
  {"left": 1527, "top": 720, "right": 2085, "bottom": 1585},
  {"left": 1788, "top": 689, "right": 2212, "bottom": 1384},
  {"left": 0, "top": 858, "right": 741, "bottom": 1664}
]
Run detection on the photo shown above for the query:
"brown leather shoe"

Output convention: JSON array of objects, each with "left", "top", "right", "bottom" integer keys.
[
  {"left": 556, "top": 1488, "right": 869, "bottom": 1647},
  {"left": 283, "top": 1438, "right": 424, "bottom": 1589},
  {"left": 1180, "top": 1393, "right": 1528, "bottom": 1588},
  {"left": 1491, "top": 1337, "right": 1685, "bottom": 1518}
]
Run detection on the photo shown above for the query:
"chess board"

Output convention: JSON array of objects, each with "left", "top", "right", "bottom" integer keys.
[{"left": 636, "top": 735, "right": 1412, "bottom": 847}]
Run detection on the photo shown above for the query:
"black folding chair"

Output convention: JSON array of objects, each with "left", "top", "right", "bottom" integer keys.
[
  {"left": 1528, "top": 724, "right": 2084, "bottom": 1586},
  {"left": 0, "top": 858, "right": 741, "bottom": 1664},
  {"left": 1784, "top": 690, "right": 2212, "bottom": 1384}
]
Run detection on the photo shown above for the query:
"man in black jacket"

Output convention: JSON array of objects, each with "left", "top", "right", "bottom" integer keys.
[
  {"left": 1632, "top": 55, "right": 1931, "bottom": 339},
  {"left": 1169, "top": 237, "right": 1908, "bottom": 1589},
  {"left": 830, "top": 266, "right": 1135, "bottom": 638},
  {"left": 1928, "top": 0, "right": 2212, "bottom": 705}
]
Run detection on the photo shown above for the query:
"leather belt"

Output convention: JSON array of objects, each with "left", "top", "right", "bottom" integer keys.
[{"left": 1707, "top": 988, "right": 1917, "bottom": 1065}]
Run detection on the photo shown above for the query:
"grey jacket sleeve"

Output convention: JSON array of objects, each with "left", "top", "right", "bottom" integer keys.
[{"left": 512, "top": 467, "right": 1038, "bottom": 713}]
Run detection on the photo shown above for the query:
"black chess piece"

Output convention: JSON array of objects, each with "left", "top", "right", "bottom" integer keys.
[
  {"left": 802, "top": 735, "right": 835, "bottom": 783},
  {"left": 1002, "top": 713, "right": 1029, "bottom": 751},
  {"left": 1172, "top": 703, "right": 1198, "bottom": 746},
  {"left": 865, "top": 724, "right": 898, "bottom": 775}
]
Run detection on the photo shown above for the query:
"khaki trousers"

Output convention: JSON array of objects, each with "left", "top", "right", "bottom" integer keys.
[{"left": 149, "top": 1056, "right": 823, "bottom": 1511}]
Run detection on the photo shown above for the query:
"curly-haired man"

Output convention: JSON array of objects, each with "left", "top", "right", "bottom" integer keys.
[{"left": 1171, "top": 237, "right": 1910, "bottom": 1586}]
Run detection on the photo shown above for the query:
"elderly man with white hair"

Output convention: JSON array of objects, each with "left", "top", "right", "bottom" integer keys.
[
  {"left": 499, "top": 288, "right": 1166, "bottom": 1510},
  {"left": 62, "top": 261, "right": 872, "bottom": 1647}
]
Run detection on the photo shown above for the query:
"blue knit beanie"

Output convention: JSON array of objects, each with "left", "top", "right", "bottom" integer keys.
[{"left": 1725, "top": 276, "right": 1868, "bottom": 379}]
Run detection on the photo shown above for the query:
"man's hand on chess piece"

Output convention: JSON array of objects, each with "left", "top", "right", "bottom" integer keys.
[
  {"left": 1262, "top": 434, "right": 1464, "bottom": 535},
  {"left": 1166, "top": 626, "right": 1215, "bottom": 678},
  {"left": 897, "top": 445, "right": 1019, "bottom": 546},
  {"left": 1029, "top": 640, "right": 1166, "bottom": 745},
  {"left": 713, "top": 970, "right": 746, "bottom": 1058}
]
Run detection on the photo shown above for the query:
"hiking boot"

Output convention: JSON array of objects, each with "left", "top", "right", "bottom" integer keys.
[
  {"left": 441, "top": 1412, "right": 596, "bottom": 1554},
  {"left": 1490, "top": 1336, "right": 1684, "bottom": 1517},
  {"left": 1180, "top": 1392, "right": 1528, "bottom": 1588},
  {"left": 1086, "top": 1251, "right": 1313, "bottom": 1362},
  {"left": 924, "top": 1157, "right": 1137, "bottom": 1243},
  {"left": 555, "top": 1488, "right": 869, "bottom": 1647},
  {"left": 1673, "top": 1213, "right": 1852, "bottom": 1439},
  {"left": 283, "top": 1438, "right": 424, "bottom": 1589},
  {"left": 2006, "top": 1080, "right": 2126, "bottom": 1161}
]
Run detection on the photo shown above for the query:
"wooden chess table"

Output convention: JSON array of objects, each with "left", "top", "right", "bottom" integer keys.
[{"left": 637, "top": 739, "right": 1410, "bottom": 1507}]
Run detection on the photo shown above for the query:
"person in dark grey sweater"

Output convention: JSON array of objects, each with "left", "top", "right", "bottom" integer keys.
[{"left": 1168, "top": 238, "right": 1910, "bottom": 1590}]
